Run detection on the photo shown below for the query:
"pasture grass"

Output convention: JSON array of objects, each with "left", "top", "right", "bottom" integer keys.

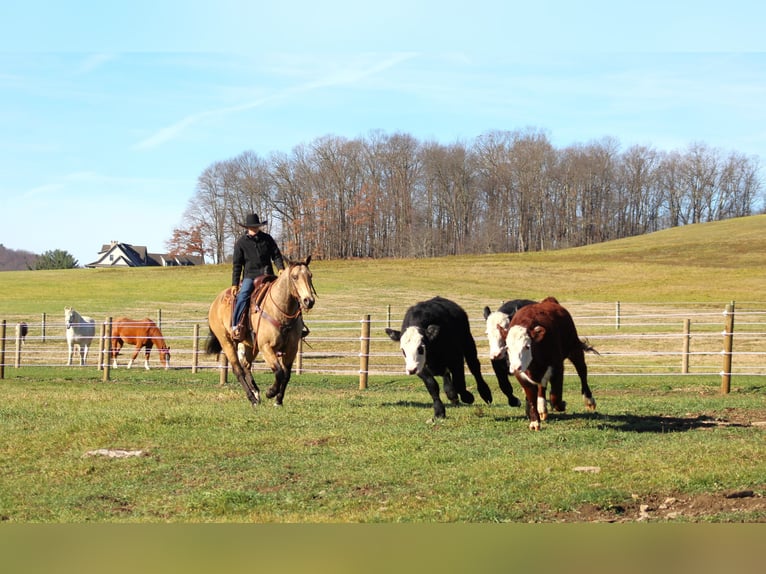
[
  {"left": 1, "top": 215, "right": 765, "bottom": 524},
  {"left": 1, "top": 368, "right": 764, "bottom": 523}
]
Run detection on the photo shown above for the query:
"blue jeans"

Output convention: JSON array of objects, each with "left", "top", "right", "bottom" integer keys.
[{"left": 232, "top": 277, "right": 255, "bottom": 327}]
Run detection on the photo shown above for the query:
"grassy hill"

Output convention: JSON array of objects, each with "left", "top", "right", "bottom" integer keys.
[{"left": 0, "top": 214, "right": 764, "bottom": 321}]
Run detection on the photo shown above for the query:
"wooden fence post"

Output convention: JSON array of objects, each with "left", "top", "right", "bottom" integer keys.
[
  {"left": 98, "top": 322, "right": 106, "bottom": 370},
  {"left": 103, "top": 317, "right": 112, "bottom": 382},
  {"left": 219, "top": 353, "right": 229, "bottom": 386},
  {"left": 359, "top": 315, "right": 370, "bottom": 390},
  {"left": 681, "top": 319, "right": 691, "bottom": 374},
  {"left": 192, "top": 323, "right": 200, "bottom": 374},
  {"left": 41, "top": 312, "right": 46, "bottom": 343},
  {"left": 296, "top": 337, "right": 303, "bottom": 375},
  {"left": 721, "top": 301, "right": 735, "bottom": 394},
  {"left": 0, "top": 320, "right": 6, "bottom": 379},
  {"left": 157, "top": 309, "right": 162, "bottom": 330},
  {"left": 14, "top": 323, "right": 22, "bottom": 368},
  {"left": 615, "top": 301, "right": 621, "bottom": 330}
]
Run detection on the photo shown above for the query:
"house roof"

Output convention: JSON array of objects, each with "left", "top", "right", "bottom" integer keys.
[{"left": 85, "top": 242, "right": 204, "bottom": 268}]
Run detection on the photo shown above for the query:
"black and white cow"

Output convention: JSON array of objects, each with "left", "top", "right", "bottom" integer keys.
[
  {"left": 482, "top": 299, "right": 536, "bottom": 407},
  {"left": 386, "top": 296, "right": 493, "bottom": 419}
]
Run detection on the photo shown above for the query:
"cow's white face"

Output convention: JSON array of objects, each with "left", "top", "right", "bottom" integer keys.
[
  {"left": 399, "top": 326, "right": 427, "bottom": 375},
  {"left": 506, "top": 325, "right": 533, "bottom": 373},
  {"left": 485, "top": 311, "right": 510, "bottom": 360}
]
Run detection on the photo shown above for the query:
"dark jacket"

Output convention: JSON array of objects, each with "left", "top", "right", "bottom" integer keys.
[{"left": 231, "top": 231, "right": 285, "bottom": 285}]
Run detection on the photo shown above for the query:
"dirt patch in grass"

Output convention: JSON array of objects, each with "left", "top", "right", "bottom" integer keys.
[{"left": 554, "top": 487, "right": 766, "bottom": 523}]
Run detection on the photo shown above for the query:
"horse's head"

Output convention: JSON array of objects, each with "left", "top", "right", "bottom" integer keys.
[
  {"left": 160, "top": 346, "right": 171, "bottom": 370},
  {"left": 287, "top": 255, "right": 316, "bottom": 311},
  {"left": 64, "top": 306, "right": 74, "bottom": 329}
]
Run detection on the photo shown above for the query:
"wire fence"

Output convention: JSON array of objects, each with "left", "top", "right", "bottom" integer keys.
[{"left": 2, "top": 302, "right": 765, "bottom": 390}]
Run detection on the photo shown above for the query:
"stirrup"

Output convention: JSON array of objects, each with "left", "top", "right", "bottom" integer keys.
[{"left": 231, "top": 325, "right": 245, "bottom": 342}]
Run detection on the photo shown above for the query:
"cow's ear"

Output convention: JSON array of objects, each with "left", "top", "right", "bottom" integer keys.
[
  {"left": 385, "top": 328, "right": 401, "bottom": 342},
  {"left": 482, "top": 306, "right": 491, "bottom": 319},
  {"left": 531, "top": 325, "right": 546, "bottom": 342},
  {"left": 425, "top": 324, "right": 440, "bottom": 341}
]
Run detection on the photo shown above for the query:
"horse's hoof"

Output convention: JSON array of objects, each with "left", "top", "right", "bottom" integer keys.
[
  {"left": 459, "top": 391, "right": 475, "bottom": 405},
  {"left": 508, "top": 396, "right": 522, "bottom": 408},
  {"left": 265, "top": 388, "right": 278, "bottom": 399},
  {"left": 584, "top": 396, "right": 597, "bottom": 411},
  {"left": 529, "top": 421, "right": 541, "bottom": 431}
]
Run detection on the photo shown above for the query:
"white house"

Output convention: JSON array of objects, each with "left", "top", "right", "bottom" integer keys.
[{"left": 85, "top": 241, "right": 205, "bottom": 268}]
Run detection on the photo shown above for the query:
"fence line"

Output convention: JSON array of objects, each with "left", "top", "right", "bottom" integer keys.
[{"left": 2, "top": 303, "right": 766, "bottom": 393}]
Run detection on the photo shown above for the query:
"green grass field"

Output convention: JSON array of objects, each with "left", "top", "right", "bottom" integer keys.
[{"left": 1, "top": 215, "right": 765, "bottom": 523}]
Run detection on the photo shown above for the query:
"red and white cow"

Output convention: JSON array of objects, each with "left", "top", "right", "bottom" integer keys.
[{"left": 505, "top": 297, "right": 597, "bottom": 430}]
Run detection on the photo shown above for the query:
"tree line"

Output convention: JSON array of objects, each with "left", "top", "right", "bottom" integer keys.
[{"left": 171, "top": 128, "right": 763, "bottom": 262}]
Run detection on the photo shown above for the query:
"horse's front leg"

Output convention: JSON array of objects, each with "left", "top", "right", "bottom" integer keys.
[
  {"left": 81, "top": 344, "right": 89, "bottom": 366},
  {"left": 127, "top": 346, "right": 142, "bottom": 369},
  {"left": 67, "top": 343, "right": 73, "bottom": 366},
  {"left": 262, "top": 346, "right": 290, "bottom": 405},
  {"left": 111, "top": 342, "right": 123, "bottom": 368}
]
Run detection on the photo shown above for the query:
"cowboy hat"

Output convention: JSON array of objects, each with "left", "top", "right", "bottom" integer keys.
[{"left": 238, "top": 213, "right": 268, "bottom": 228}]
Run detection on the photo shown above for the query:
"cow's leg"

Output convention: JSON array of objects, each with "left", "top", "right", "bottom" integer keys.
[
  {"left": 569, "top": 349, "right": 596, "bottom": 411},
  {"left": 450, "top": 367, "right": 475, "bottom": 405},
  {"left": 548, "top": 365, "right": 567, "bottom": 413},
  {"left": 418, "top": 371, "right": 446, "bottom": 419},
  {"left": 442, "top": 370, "right": 459, "bottom": 404},
  {"left": 465, "top": 342, "right": 493, "bottom": 404},
  {"left": 492, "top": 357, "right": 521, "bottom": 407},
  {"left": 515, "top": 371, "right": 542, "bottom": 430}
]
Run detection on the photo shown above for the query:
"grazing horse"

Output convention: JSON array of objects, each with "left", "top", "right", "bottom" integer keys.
[
  {"left": 205, "top": 256, "right": 316, "bottom": 407},
  {"left": 111, "top": 317, "right": 171, "bottom": 370},
  {"left": 64, "top": 307, "right": 96, "bottom": 366}
]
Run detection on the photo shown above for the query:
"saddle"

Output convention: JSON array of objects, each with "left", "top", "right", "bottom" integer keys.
[{"left": 230, "top": 275, "right": 277, "bottom": 341}]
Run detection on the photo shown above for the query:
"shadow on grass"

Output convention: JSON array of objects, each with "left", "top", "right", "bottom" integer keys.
[{"left": 382, "top": 400, "right": 753, "bottom": 434}]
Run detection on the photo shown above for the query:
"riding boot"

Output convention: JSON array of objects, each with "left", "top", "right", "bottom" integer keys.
[{"left": 232, "top": 312, "right": 248, "bottom": 343}]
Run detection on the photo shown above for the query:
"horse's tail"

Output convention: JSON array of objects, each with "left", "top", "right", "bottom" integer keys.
[
  {"left": 580, "top": 338, "right": 600, "bottom": 355},
  {"left": 205, "top": 327, "right": 222, "bottom": 355}
]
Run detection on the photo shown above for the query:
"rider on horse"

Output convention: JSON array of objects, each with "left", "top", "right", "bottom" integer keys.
[{"left": 230, "top": 213, "right": 309, "bottom": 342}]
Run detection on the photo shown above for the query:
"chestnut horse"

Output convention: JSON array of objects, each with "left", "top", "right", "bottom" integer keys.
[
  {"left": 205, "top": 256, "right": 315, "bottom": 407},
  {"left": 111, "top": 317, "right": 171, "bottom": 370}
]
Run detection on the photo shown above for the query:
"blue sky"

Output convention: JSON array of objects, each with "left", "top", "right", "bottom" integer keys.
[{"left": 2, "top": 1, "right": 765, "bottom": 266}]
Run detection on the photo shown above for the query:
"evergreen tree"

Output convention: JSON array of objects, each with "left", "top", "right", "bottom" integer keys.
[{"left": 34, "top": 249, "right": 79, "bottom": 269}]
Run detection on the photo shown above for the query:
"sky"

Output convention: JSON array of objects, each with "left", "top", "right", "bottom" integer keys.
[{"left": 2, "top": 1, "right": 765, "bottom": 266}]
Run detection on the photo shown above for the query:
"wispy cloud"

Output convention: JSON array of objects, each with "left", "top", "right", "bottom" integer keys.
[{"left": 132, "top": 53, "right": 417, "bottom": 151}]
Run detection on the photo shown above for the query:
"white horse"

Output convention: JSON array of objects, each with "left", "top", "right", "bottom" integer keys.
[{"left": 64, "top": 306, "right": 96, "bottom": 366}]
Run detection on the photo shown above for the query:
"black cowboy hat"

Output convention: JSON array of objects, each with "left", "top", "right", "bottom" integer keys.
[{"left": 239, "top": 213, "right": 268, "bottom": 228}]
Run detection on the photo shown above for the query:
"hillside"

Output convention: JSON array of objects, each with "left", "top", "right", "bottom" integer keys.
[{"left": 0, "top": 215, "right": 764, "bottom": 320}]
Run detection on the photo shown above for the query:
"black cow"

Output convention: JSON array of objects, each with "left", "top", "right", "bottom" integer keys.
[
  {"left": 386, "top": 296, "right": 492, "bottom": 419},
  {"left": 482, "top": 299, "right": 536, "bottom": 407}
]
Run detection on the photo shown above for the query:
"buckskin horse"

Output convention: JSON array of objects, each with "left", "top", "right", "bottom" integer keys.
[
  {"left": 205, "top": 256, "right": 315, "bottom": 407},
  {"left": 110, "top": 317, "right": 171, "bottom": 370}
]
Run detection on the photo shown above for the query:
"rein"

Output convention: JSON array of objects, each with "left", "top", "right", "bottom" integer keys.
[{"left": 252, "top": 266, "right": 305, "bottom": 332}]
